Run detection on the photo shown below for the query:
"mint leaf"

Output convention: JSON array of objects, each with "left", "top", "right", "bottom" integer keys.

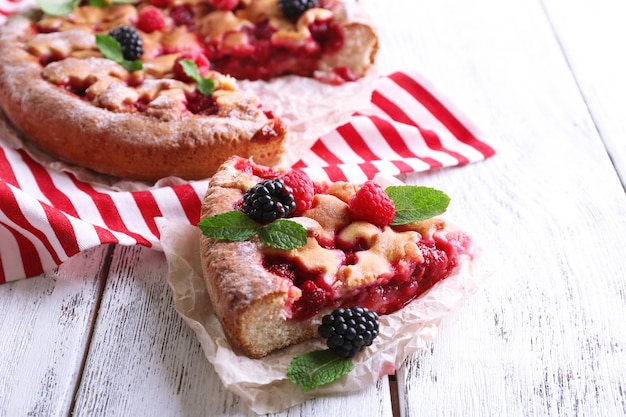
[
  {"left": 258, "top": 219, "right": 307, "bottom": 250},
  {"left": 120, "top": 59, "right": 143, "bottom": 72},
  {"left": 180, "top": 59, "right": 201, "bottom": 81},
  {"left": 196, "top": 77, "right": 215, "bottom": 96},
  {"left": 386, "top": 185, "right": 450, "bottom": 225},
  {"left": 180, "top": 59, "right": 215, "bottom": 96},
  {"left": 38, "top": 0, "right": 80, "bottom": 16},
  {"left": 95, "top": 34, "right": 124, "bottom": 62},
  {"left": 198, "top": 211, "right": 259, "bottom": 242},
  {"left": 95, "top": 34, "right": 143, "bottom": 72},
  {"left": 287, "top": 350, "right": 353, "bottom": 391},
  {"left": 38, "top": 0, "right": 134, "bottom": 16},
  {"left": 88, "top": 0, "right": 106, "bottom": 7}
]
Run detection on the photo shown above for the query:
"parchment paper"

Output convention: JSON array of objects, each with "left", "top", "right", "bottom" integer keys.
[{"left": 157, "top": 206, "right": 491, "bottom": 414}]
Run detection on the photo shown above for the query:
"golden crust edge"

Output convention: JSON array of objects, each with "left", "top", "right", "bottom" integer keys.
[{"left": 199, "top": 159, "right": 319, "bottom": 358}]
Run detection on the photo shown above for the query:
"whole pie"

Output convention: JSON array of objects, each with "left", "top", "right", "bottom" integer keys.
[
  {"left": 0, "top": 0, "right": 378, "bottom": 181},
  {"left": 199, "top": 156, "right": 475, "bottom": 358}
]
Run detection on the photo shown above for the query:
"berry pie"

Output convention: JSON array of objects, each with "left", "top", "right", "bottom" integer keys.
[
  {"left": 0, "top": 0, "right": 378, "bottom": 181},
  {"left": 199, "top": 156, "right": 475, "bottom": 358}
]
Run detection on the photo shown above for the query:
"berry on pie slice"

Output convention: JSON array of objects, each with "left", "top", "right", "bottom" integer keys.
[
  {"left": 198, "top": 156, "right": 476, "bottom": 358},
  {"left": 0, "top": 0, "right": 378, "bottom": 181}
]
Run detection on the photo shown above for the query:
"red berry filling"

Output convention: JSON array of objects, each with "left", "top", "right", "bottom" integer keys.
[
  {"left": 209, "top": 0, "right": 240, "bottom": 11},
  {"left": 266, "top": 232, "right": 468, "bottom": 320},
  {"left": 185, "top": 90, "right": 219, "bottom": 115},
  {"left": 205, "top": 18, "right": 345, "bottom": 80},
  {"left": 169, "top": 5, "right": 195, "bottom": 27},
  {"left": 309, "top": 19, "right": 343, "bottom": 53}
]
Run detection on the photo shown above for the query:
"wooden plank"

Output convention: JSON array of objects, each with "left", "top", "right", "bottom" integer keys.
[
  {"left": 0, "top": 245, "right": 110, "bottom": 417},
  {"left": 72, "top": 245, "right": 394, "bottom": 416},
  {"left": 358, "top": 0, "right": 626, "bottom": 416},
  {"left": 542, "top": 0, "right": 626, "bottom": 186}
]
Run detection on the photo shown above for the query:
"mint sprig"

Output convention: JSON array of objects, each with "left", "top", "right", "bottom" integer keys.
[
  {"left": 37, "top": 0, "right": 80, "bottom": 16},
  {"left": 198, "top": 211, "right": 307, "bottom": 250},
  {"left": 258, "top": 219, "right": 308, "bottom": 250},
  {"left": 287, "top": 350, "right": 353, "bottom": 391},
  {"left": 179, "top": 59, "right": 215, "bottom": 96},
  {"left": 37, "top": 0, "right": 134, "bottom": 15},
  {"left": 95, "top": 34, "right": 143, "bottom": 72},
  {"left": 386, "top": 185, "right": 450, "bottom": 225}
]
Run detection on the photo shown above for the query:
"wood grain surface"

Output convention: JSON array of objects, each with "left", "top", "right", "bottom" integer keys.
[{"left": 1, "top": 0, "right": 625, "bottom": 416}]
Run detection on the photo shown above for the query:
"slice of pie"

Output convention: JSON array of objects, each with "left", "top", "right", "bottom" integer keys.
[
  {"left": 199, "top": 156, "right": 475, "bottom": 358},
  {"left": 0, "top": 0, "right": 378, "bottom": 181}
]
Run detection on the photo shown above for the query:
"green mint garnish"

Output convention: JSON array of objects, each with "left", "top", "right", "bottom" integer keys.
[
  {"left": 198, "top": 211, "right": 259, "bottom": 242},
  {"left": 258, "top": 219, "right": 308, "bottom": 251},
  {"left": 95, "top": 34, "right": 143, "bottom": 72},
  {"left": 198, "top": 212, "right": 307, "bottom": 250},
  {"left": 88, "top": 0, "right": 106, "bottom": 7},
  {"left": 38, "top": 0, "right": 136, "bottom": 15},
  {"left": 386, "top": 185, "right": 451, "bottom": 225},
  {"left": 287, "top": 350, "right": 353, "bottom": 392},
  {"left": 37, "top": 0, "right": 80, "bottom": 16},
  {"left": 180, "top": 59, "right": 215, "bottom": 96}
]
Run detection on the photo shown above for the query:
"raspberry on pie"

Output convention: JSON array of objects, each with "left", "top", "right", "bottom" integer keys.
[
  {"left": 0, "top": 0, "right": 378, "bottom": 181},
  {"left": 199, "top": 156, "right": 475, "bottom": 358}
]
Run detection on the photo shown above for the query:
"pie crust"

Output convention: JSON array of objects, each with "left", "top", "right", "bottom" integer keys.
[
  {"left": 200, "top": 156, "right": 474, "bottom": 358},
  {"left": 0, "top": 0, "right": 378, "bottom": 181}
]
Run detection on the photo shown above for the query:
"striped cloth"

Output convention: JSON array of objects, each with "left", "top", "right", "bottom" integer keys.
[
  {"left": 0, "top": 0, "right": 30, "bottom": 22},
  {"left": 0, "top": 71, "right": 494, "bottom": 283}
]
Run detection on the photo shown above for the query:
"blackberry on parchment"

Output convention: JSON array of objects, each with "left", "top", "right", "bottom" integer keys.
[{"left": 318, "top": 307, "right": 380, "bottom": 358}]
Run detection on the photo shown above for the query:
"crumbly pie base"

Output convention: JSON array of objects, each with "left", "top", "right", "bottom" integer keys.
[
  {"left": 200, "top": 156, "right": 474, "bottom": 358},
  {"left": 0, "top": 0, "right": 378, "bottom": 181}
]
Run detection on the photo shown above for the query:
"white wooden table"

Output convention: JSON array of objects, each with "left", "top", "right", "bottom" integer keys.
[{"left": 2, "top": 0, "right": 626, "bottom": 415}]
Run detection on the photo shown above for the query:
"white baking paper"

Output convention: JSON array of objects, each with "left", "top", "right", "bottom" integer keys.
[{"left": 157, "top": 215, "right": 491, "bottom": 415}]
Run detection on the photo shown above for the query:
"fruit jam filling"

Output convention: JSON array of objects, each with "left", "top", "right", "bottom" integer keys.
[
  {"left": 263, "top": 232, "right": 466, "bottom": 321},
  {"left": 205, "top": 18, "right": 344, "bottom": 80}
]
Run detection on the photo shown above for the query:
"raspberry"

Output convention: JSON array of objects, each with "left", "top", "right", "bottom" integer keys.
[
  {"left": 108, "top": 26, "right": 143, "bottom": 61},
  {"left": 173, "top": 51, "right": 211, "bottom": 82},
  {"left": 281, "top": 169, "right": 314, "bottom": 214},
  {"left": 209, "top": 0, "right": 239, "bottom": 10},
  {"left": 242, "top": 179, "right": 296, "bottom": 223},
  {"left": 278, "top": 0, "right": 318, "bottom": 19},
  {"left": 348, "top": 181, "right": 395, "bottom": 227},
  {"left": 136, "top": 6, "right": 166, "bottom": 33},
  {"left": 318, "top": 306, "right": 379, "bottom": 358}
]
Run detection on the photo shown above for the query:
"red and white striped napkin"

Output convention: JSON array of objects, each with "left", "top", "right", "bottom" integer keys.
[{"left": 0, "top": 70, "right": 494, "bottom": 283}]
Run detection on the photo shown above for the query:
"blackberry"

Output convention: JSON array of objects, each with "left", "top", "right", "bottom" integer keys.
[
  {"left": 318, "top": 306, "right": 380, "bottom": 358},
  {"left": 278, "top": 0, "right": 318, "bottom": 19},
  {"left": 242, "top": 179, "right": 296, "bottom": 223},
  {"left": 109, "top": 26, "right": 143, "bottom": 61}
]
